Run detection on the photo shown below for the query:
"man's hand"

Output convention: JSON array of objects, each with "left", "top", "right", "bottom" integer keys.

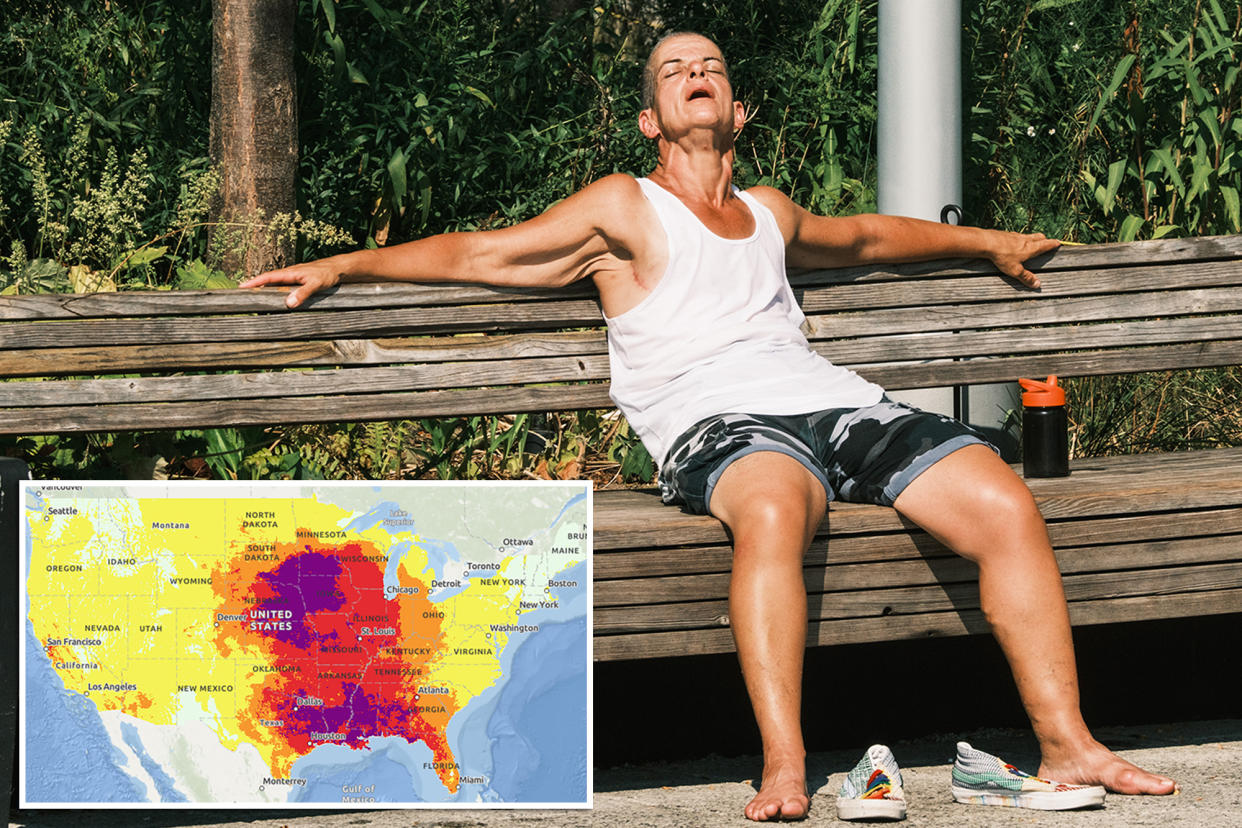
[
  {"left": 238, "top": 259, "right": 345, "bottom": 308},
  {"left": 985, "top": 230, "right": 1061, "bottom": 289}
]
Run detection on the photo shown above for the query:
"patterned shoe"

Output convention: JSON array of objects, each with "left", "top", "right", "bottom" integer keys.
[
  {"left": 951, "top": 741, "right": 1106, "bottom": 810},
  {"left": 836, "top": 744, "right": 907, "bottom": 821}
]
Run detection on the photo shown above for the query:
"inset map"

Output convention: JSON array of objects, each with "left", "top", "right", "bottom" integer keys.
[{"left": 20, "top": 480, "right": 590, "bottom": 807}]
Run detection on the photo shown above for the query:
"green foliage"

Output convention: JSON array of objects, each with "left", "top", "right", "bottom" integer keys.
[
  {"left": 1067, "top": 368, "right": 1242, "bottom": 455},
  {"left": 5, "top": 0, "right": 1242, "bottom": 481},
  {"left": 965, "top": 0, "right": 1241, "bottom": 240},
  {"left": 0, "top": 0, "right": 213, "bottom": 284}
]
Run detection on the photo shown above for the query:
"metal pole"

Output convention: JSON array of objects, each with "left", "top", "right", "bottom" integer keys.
[{"left": 877, "top": 0, "right": 1020, "bottom": 456}]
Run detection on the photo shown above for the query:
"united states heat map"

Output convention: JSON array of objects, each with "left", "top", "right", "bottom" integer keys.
[{"left": 20, "top": 481, "right": 590, "bottom": 807}]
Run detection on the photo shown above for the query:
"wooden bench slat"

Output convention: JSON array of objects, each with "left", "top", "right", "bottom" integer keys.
[
  {"left": 594, "top": 506, "right": 1242, "bottom": 578},
  {"left": 594, "top": 535, "right": 1242, "bottom": 610},
  {"left": 857, "top": 339, "right": 1242, "bottom": 390},
  {"left": 0, "top": 384, "right": 616, "bottom": 435},
  {"left": 0, "top": 355, "right": 614, "bottom": 408},
  {"left": 592, "top": 449, "right": 1242, "bottom": 548},
  {"left": 598, "top": 561, "right": 1242, "bottom": 641},
  {"left": 0, "top": 300, "right": 608, "bottom": 349},
  {"left": 2, "top": 236, "right": 1235, "bottom": 323},
  {"left": 11, "top": 306, "right": 1240, "bottom": 382},
  {"left": 593, "top": 587, "right": 1242, "bottom": 660},
  {"left": 819, "top": 315, "right": 1242, "bottom": 364},
  {"left": 800, "top": 258, "right": 1242, "bottom": 312},
  {"left": 0, "top": 332, "right": 608, "bottom": 378},
  {"left": 0, "top": 281, "right": 599, "bottom": 321},
  {"left": 806, "top": 285, "right": 1242, "bottom": 339},
  {"left": 8, "top": 271, "right": 1237, "bottom": 350}
]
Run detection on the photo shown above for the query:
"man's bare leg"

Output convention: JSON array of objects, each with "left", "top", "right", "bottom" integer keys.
[
  {"left": 892, "top": 444, "right": 1176, "bottom": 795},
  {"left": 710, "top": 452, "right": 827, "bottom": 821}
]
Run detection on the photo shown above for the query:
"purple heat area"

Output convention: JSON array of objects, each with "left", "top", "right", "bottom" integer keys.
[
  {"left": 288, "top": 682, "right": 411, "bottom": 745},
  {"left": 252, "top": 549, "right": 345, "bottom": 649}
]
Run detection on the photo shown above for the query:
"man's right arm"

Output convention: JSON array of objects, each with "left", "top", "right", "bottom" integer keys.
[{"left": 238, "top": 174, "right": 640, "bottom": 308}]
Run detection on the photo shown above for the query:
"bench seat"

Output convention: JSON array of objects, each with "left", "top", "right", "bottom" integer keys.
[{"left": 592, "top": 447, "right": 1242, "bottom": 659}]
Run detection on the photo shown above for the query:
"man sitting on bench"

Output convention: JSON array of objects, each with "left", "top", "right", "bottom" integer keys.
[{"left": 241, "top": 32, "right": 1177, "bottom": 822}]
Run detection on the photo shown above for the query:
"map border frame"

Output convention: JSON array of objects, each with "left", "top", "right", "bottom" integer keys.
[{"left": 19, "top": 478, "right": 593, "bottom": 810}]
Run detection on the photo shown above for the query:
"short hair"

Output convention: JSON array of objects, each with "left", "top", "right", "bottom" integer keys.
[{"left": 641, "top": 31, "right": 729, "bottom": 111}]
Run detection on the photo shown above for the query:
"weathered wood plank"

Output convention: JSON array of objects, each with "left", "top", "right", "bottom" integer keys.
[
  {"left": 593, "top": 506, "right": 1242, "bottom": 579},
  {"left": 798, "top": 259, "right": 1242, "bottom": 313},
  {"left": 816, "top": 315, "right": 1242, "bottom": 365},
  {"left": 804, "top": 286, "right": 1242, "bottom": 339},
  {"left": 789, "top": 234, "right": 1242, "bottom": 288},
  {"left": 0, "top": 355, "right": 614, "bottom": 407},
  {"left": 593, "top": 535, "right": 1242, "bottom": 610},
  {"left": 592, "top": 587, "right": 1242, "bottom": 660},
  {"left": 0, "top": 281, "right": 599, "bottom": 321},
  {"left": 855, "top": 340, "right": 1242, "bottom": 391},
  {"left": 0, "top": 300, "right": 607, "bottom": 349},
  {"left": 0, "top": 383, "right": 616, "bottom": 435},
  {"left": 0, "top": 332, "right": 608, "bottom": 378},
  {"left": 593, "top": 449, "right": 1242, "bottom": 548},
  {"left": 2, "top": 236, "right": 1233, "bottom": 322}
]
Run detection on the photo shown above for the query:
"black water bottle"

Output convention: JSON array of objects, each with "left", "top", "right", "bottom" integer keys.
[{"left": 1019, "top": 375, "right": 1069, "bottom": 478}]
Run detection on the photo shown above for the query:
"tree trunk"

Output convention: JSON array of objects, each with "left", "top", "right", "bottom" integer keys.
[{"left": 210, "top": 0, "right": 297, "bottom": 278}]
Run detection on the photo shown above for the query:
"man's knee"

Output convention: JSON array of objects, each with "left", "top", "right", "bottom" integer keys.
[
  {"left": 896, "top": 446, "right": 1049, "bottom": 558},
  {"left": 710, "top": 452, "right": 827, "bottom": 541}
]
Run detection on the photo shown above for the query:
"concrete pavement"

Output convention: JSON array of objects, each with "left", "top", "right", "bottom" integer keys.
[{"left": 10, "top": 718, "right": 1239, "bottom": 827}]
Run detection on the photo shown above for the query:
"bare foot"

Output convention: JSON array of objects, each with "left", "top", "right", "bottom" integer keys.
[
  {"left": 1040, "top": 739, "right": 1177, "bottom": 795},
  {"left": 744, "top": 760, "right": 810, "bottom": 821}
]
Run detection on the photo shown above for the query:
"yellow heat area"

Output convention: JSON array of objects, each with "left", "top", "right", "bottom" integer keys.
[
  {"left": 420, "top": 568, "right": 522, "bottom": 700},
  {"left": 127, "top": 605, "right": 178, "bottom": 659},
  {"left": 223, "top": 500, "right": 298, "bottom": 550},
  {"left": 26, "top": 509, "right": 99, "bottom": 596}
]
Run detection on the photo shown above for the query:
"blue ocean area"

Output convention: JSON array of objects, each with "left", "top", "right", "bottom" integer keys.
[
  {"left": 485, "top": 617, "right": 588, "bottom": 802},
  {"left": 288, "top": 740, "right": 422, "bottom": 803},
  {"left": 23, "top": 627, "right": 146, "bottom": 803}
]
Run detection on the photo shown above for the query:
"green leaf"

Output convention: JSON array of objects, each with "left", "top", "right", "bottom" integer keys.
[
  {"left": 618, "top": 441, "right": 653, "bottom": 480},
  {"left": 1221, "top": 186, "right": 1241, "bottom": 232},
  {"left": 346, "top": 62, "right": 368, "bottom": 85},
  {"left": 319, "top": 0, "right": 336, "bottom": 33},
  {"left": 1148, "top": 147, "right": 1186, "bottom": 194},
  {"left": 464, "top": 86, "right": 494, "bottom": 107},
  {"left": 123, "top": 244, "right": 168, "bottom": 268},
  {"left": 359, "top": 0, "right": 387, "bottom": 23},
  {"left": 1087, "top": 54, "right": 1136, "bottom": 136},
  {"left": 1118, "top": 214, "right": 1145, "bottom": 242},
  {"left": 1103, "top": 159, "right": 1126, "bottom": 215},
  {"left": 387, "top": 148, "right": 407, "bottom": 208},
  {"left": 175, "top": 259, "right": 234, "bottom": 290}
]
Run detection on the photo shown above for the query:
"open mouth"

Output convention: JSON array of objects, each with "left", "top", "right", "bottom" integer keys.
[{"left": 688, "top": 89, "right": 713, "bottom": 101}]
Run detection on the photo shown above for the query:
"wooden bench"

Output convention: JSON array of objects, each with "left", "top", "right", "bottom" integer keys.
[{"left": 3, "top": 234, "right": 1241, "bottom": 665}]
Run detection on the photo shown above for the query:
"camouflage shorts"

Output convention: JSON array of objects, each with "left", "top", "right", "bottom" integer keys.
[{"left": 657, "top": 397, "right": 996, "bottom": 515}]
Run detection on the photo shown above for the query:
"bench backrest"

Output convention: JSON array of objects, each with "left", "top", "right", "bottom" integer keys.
[{"left": 2, "top": 234, "right": 1240, "bottom": 435}]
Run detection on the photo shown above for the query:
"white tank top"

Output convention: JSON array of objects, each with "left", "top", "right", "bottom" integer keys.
[{"left": 604, "top": 177, "right": 884, "bottom": 464}]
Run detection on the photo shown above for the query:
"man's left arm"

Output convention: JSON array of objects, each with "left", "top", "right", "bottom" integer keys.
[{"left": 749, "top": 187, "right": 1060, "bottom": 288}]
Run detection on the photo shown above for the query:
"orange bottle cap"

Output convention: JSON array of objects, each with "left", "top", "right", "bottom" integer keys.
[{"left": 1019, "top": 375, "right": 1066, "bottom": 406}]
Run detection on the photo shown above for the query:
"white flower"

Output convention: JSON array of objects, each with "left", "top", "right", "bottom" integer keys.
[
  {"left": 1027, "top": 125, "right": 1037, "bottom": 137},
  {"left": 1072, "top": 43, "right": 1080, "bottom": 52},
  {"left": 1048, "top": 128, "right": 1056, "bottom": 135}
]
